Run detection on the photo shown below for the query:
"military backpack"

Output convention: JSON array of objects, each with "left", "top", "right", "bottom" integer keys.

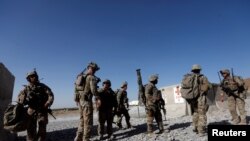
[
  {"left": 180, "top": 73, "right": 200, "bottom": 100},
  {"left": 3, "top": 102, "right": 28, "bottom": 132}
]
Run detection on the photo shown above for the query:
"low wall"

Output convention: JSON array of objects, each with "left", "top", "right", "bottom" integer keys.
[
  {"left": 160, "top": 83, "right": 219, "bottom": 118},
  {"left": 0, "top": 63, "right": 17, "bottom": 141}
]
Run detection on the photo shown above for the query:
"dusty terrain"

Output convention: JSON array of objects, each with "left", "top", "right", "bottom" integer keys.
[{"left": 16, "top": 97, "right": 250, "bottom": 141}]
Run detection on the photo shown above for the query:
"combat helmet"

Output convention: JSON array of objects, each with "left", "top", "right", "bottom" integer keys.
[
  {"left": 103, "top": 79, "right": 111, "bottom": 86},
  {"left": 220, "top": 69, "right": 230, "bottom": 74},
  {"left": 191, "top": 64, "right": 202, "bottom": 71},
  {"left": 149, "top": 74, "right": 158, "bottom": 82},
  {"left": 26, "top": 69, "right": 39, "bottom": 81},
  {"left": 87, "top": 62, "right": 100, "bottom": 71},
  {"left": 121, "top": 81, "right": 128, "bottom": 88}
]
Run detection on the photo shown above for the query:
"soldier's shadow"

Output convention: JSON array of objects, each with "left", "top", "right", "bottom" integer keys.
[
  {"left": 46, "top": 127, "right": 78, "bottom": 141},
  {"left": 113, "top": 123, "right": 147, "bottom": 140},
  {"left": 169, "top": 122, "right": 192, "bottom": 130},
  {"left": 208, "top": 120, "right": 231, "bottom": 125},
  {"left": 17, "top": 125, "right": 99, "bottom": 141},
  {"left": 47, "top": 125, "right": 99, "bottom": 141}
]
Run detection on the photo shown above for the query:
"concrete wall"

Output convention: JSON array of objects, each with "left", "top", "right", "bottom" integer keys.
[
  {"left": 160, "top": 84, "right": 189, "bottom": 118},
  {"left": 160, "top": 84, "right": 218, "bottom": 118},
  {"left": 0, "top": 63, "right": 17, "bottom": 141}
]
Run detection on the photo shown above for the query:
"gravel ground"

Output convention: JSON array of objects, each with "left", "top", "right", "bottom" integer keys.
[{"left": 17, "top": 98, "right": 250, "bottom": 141}]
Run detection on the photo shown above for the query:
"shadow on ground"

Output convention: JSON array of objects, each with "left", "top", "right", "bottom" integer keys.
[
  {"left": 169, "top": 122, "right": 192, "bottom": 130},
  {"left": 17, "top": 125, "right": 99, "bottom": 141}
]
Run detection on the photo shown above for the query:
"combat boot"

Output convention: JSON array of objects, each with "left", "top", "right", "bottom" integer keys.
[
  {"left": 117, "top": 123, "right": 123, "bottom": 129},
  {"left": 238, "top": 119, "right": 247, "bottom": 125},
  {"left": 231, "top": 117, "right": 240, "bottom": 125},
  {"left": 156, "top": 122, "right": 164, "bottom": 134},
  {"left": 74, "top": 132, "right": 83, "bottom": 141},
  {"left": 198, "top": 132, "right": 206, "bottom": 137},
  {"left": 98, "top": 134, "right": 103, "bottom": 140},
  {"left": 107, "top": 134, "right": 115, "bottom": 141},
  {"left": 126, "top": 122, "right": 131, "bottom": 129},
  {"left": 193, "top": 127, "right": 198, "bottom": 134}
]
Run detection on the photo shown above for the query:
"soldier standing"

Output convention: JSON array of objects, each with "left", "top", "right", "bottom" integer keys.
[
  {"left": 18, "top": 69, "right": 54, "bottom": 141},
  {"left": 95, "top": 79, "right": 117, "bottom": 140},
  {"left": 115, "top": 81, "right": 131, "bottom": 129},
  {"left": 145, "top": 74, "right": 164, "bottom": 135},
  {"left": 188, "top": 64, "right": 209, "bottom": 136},
  {"left": 219, "top": 69, "right": 247, "bottom": 125},
  {"left": 74, "top": 62, "right": 100, "bottom": 141}
]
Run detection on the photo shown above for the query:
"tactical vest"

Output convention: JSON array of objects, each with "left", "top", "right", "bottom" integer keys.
[{"left": 25, "top": 84, "right": 48, "bottom": 110}]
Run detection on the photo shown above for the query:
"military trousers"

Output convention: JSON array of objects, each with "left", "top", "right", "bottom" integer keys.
[
  {"left": 190, "top": 95, "right": 208, "bottom": 134},
  {"left": 27, "top": 112, "right": 48, "bottom": 141},
  {"left": 116, "top": 107, "right": 130, "bottom": 128},
  {"left": 75, "top": 104, "right": 93, "bottom": 141},
  {"left": 146, "top": 105, "right": 163, "bottom": 133},
  {"left": 227, "top": 94, "right": 246, "bottom": 124},
  {"left": 98, "top": 109, "right": 113, "bottom": 136}
]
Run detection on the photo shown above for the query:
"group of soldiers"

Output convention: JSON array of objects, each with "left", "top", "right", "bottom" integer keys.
[
  {"left": 16, "top": 62, "right": 248, "bottom": 141},
  {"left": 182, "top": 64, "right": 247, "bottom": 137},
  {"left": 73, "top": 62, "right": 132, "bottom": 141}
]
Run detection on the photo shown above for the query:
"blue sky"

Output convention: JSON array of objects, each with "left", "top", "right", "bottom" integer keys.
[{"left": 1, "top": 0, "right": 250, "bottom": 108}]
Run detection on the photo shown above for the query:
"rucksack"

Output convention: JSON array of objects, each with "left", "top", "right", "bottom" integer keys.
[
  {"left": 235, "top": 76, "right": 248, "bottom": 98},
  {"left": 180, "top": 73, "right": 200, "bottom": 100},
  {"left": 3, "top": 102, "right": 28, "bottom": 132},
  {"left": 75, "top": 72, "right": 87, "bottom": 91}
]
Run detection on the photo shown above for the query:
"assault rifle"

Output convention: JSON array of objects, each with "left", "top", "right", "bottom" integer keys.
[
  {"left": 218, "top": 69, "right": 244, "bottom": 101},
  {"left": 160, "top": 103, "right": 167, "bottom": 121},
  {"left": 47, "top": 108, "right": 56, "bottom": 119},
  {"left": 26, "top": 91, "right": 56, "bottom": 119},
  {"left": 158, "top": 90, "right": 167, "bottom": 121}
]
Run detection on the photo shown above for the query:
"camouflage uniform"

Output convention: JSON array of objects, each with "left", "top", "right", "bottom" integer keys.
[
  {"left": 188, "top": 64, "right": 209, "bottom": 136},
  {"left": 116, "top": 81, "right": 131, "bottom": 129},
  {"left": 95, "top": 79, "right": 117, "bottom": 140},
  {"left": 18, "top": 70, "right": 54, "bottom": 141},
  {"left": 74, "top": 62, "right": 100, "bottom": 141},
  {"left": 145, "top": 74, "right": 164, "bottom": 134},
  {"left": 220, "top": 69, "right": 247, "bottom": 125}
]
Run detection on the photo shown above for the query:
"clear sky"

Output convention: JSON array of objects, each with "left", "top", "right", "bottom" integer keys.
[{"left": 1, "top": 0, "right": 250, "bottom": 108}]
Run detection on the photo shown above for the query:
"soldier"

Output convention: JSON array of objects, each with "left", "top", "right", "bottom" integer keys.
[
  {"left": 95, "top": 79, "right": 117, "bottom": 140},
  {"left": 219, "top": 69, "right": 247, "bottom": 125},
  {"left": 145, "top": 74, "right": 164, "bottom": 135},
  {"left": 188, "top": 64, "right": 210, "bottom": 136},
  {"left": 74, "top": 62, "right": 100, "bottom": 141},
  {"left": 18, "top": 69, "right": 54, "bottom": 141},
  {"left": 115, "top": 81, "right": 131, "bottom": 129}
]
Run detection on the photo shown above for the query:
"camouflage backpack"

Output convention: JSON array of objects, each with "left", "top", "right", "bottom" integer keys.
[
  {"left": 3, "top": 102, "right": 28, "bottom": 132},
  {"left": 180, "top": 73, "right": 200, "bottom": 100},
  {"left": 235, "top": 76, "right": 248, "bottom": 99},
  {"left": 75, "top": 71, "right": 87, "bottom": 91},
  {"left": 74, "top": 72, "right": 87, "bottom": 102}
]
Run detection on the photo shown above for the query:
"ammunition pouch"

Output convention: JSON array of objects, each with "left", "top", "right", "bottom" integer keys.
[{"left": 26, "top": 91, "right": 42, "bottom": 110}]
